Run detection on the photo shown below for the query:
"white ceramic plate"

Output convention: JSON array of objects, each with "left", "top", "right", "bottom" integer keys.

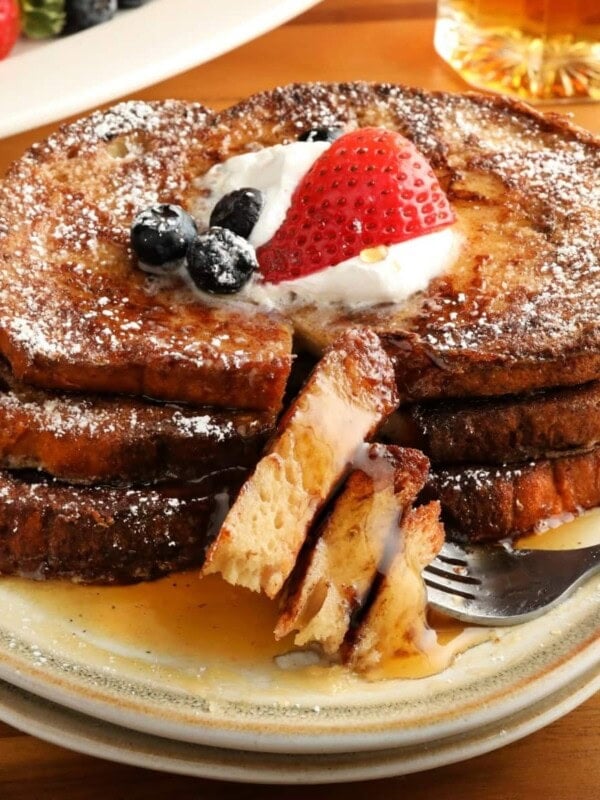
[
  {"left": 0, "top": 512, "right": 598, "bottom": 762},
  {"left": 0, "top": 0, "right": 320, "bottom": 138},
  {"left": 0, "top": 663, "right": 598, "bottom": 783}
]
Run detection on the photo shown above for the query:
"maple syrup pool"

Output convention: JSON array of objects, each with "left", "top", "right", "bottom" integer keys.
[{"left": 0, "top": 508, "right": 599, "bottom": 689}]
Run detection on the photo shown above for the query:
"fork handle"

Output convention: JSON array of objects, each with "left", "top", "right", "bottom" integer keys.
[
  {"left": 575, "top": 542, "right": 600, "bottom": 577},
  {"left": 518, "top": 542, "right": 600, "bottom": 580}
]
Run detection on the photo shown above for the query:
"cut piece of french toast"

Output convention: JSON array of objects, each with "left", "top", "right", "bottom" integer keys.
[
  {"left": 384, "top": 379, "right": 600, "bottom": 465},
  {"left": 427, "top": 446, "right": 600, "bottom": 541},
  {"left": 347, "top": 501, "right": 444, "bottom": 675},
  {"left": 203, "top": 329, "right": 399, "bottom": 598},
  {"left": 210, "top": 82, "right": 600, "bottom": 400},
  {"left": 0, "top": 100, "right": 293, "bottom": 412},
  {"left": 0, "top": 469, "right": 243, "bottom": 584},
  {"left": 0, "top": 361, "right": 275, "bottom": 484},
  {"left": 275, "top": 444, "right": 429, "bottom": 654}
]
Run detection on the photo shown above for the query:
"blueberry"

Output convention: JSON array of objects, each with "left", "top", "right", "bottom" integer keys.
[
  {"left": 65, "top": 0, "right": 117, "bottom": 32},
  {"left": 209, "top": 188, "right": 264, "bottom": 240},
  {"left": 298, "top": 127, "right": 344, "bottom": 143},
  {"left": 187, "top": 227, "right": 257, "bottom": 295},
  {"left": 131, "top": 204, "right": 198, "bottom": 272}
]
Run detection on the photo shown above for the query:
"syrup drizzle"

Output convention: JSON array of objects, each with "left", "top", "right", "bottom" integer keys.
[{"left": 2, "top": 507, "right": 599, "bottom": 688}]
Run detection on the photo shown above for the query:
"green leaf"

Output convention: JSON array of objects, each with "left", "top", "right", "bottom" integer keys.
[{"left": 19, "top": 0, "right": 66, "bottom": 39}]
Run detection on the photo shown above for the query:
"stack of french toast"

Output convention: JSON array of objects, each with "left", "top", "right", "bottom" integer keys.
[
  {"left": 0, "top": 99, "right": 290, "bottom": 583},
  {"left": 0, "top": 83, "right": 598, "bottom": 666}
]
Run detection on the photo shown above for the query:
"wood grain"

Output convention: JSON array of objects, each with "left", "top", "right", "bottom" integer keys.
[
  {"left": 1, "top": 1, "right": 598, "bottom": 167},
  {"left": 0, "top": 0, "right": 598, "bottom": 795},
  {"left": 0, "top": 700, "right": 599, "bottom": 798}
]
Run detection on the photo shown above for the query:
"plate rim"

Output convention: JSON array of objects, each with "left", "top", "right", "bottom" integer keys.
[
  {"left": 0, "top": 578, "right": 598, "bottom": 755},
  {"left": 0, "top": 665, "right": 598, "bottom": 784}
]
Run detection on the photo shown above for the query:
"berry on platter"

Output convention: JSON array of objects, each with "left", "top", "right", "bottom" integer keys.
[
  {"left": 14, "top": 0, "right": 150, "bottom": 43},
  {"left": 0, "top": 0, "right": 20, "bottom": 60},
  {"left": 19, "top": 0, "right": 66, "bottom": 39},
  {"left": 65, "top": 0, "right": 116, "bottom": 33},
  {"left": 187, "top": 227, "right": 257, "bottom": 295},
  {"left": 131, "top": 204, "right": 198, "bottom": 272},
  {"left": 257, "top": 127, "right": 456, "bottom": 284}
]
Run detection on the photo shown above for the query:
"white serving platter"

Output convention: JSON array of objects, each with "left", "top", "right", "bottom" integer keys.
[{"left": 0, "top": 0, "right": 320, "bottom": 138}]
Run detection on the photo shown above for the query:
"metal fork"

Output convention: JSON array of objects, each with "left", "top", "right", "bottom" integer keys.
[{"left": 423, "top": 541, "right": 600, "bottom": 625}]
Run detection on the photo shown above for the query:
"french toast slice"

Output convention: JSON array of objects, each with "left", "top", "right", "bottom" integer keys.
[
  {"left": 210, "top": 83, "right": 600, "bottom": 400},
  {"left": 384, "top": 380, "right": 600, "bottom": 465},
  {"left": 0, "top": 100, "right": 292, "bottom": 412},
  {"left": 0, "top": 469, "right": 243, "bottom": 584},
  {"left": 347, "top": 501, "right": 444, "bottom": 675},
  {"left": 275, "top": 444, "right": 429, "bottom": 654},
  {"left": 0, "top": 361, "right": 274, "bottom": 484},
  {"left": 426, "top": 447, "right": 600, "bottom": 541},
  {"left": 203, "top": 329, "right": 399, "bottom": 598}
]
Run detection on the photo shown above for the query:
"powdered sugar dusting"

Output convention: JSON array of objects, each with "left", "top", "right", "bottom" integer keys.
[
  {"left": 0, "top": 470, "right": 240, "bottom": 582},
  {"left": 436, "top": 463, "right": 527, "bottom": 493},
  {"left": 0, "top": 363, "right": 274, "bottom": 482},
  {"left": 430, "top": 445, "right": 600, "bottom": 541},
  {"left": 1, "top": 85, "right": 598, "bottom": 407},
  {"left": 0, "top": 99, "right": 291, "bottom": 409},
  {"left": 220, "top": 83, "right": 600, "bottom": 370},
  {"left": 0, "top": 388, "right": 255, "bottom": 441}
]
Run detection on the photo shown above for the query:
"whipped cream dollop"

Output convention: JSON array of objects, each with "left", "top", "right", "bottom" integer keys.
[
  {"left": 193, "top": 140, "right": 460, "bottom": 308},
  {"left": 193, "top": 142, "right": 330, "bottom": 249},
  {"left": 243, "top": 229, "right": 460, "bottom": 308}
]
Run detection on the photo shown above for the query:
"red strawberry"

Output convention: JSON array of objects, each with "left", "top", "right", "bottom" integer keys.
[
  {"left": 257, "top": 127, "right": 455, "bottom": 284},
  {"left": 0, "top": 0, "right": 19, "bottom": 60}
]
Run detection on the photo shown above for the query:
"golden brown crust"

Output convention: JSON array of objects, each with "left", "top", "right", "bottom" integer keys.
[
  {"left": 212, "top": 82, "right": 600, "bottom": 399},
  {"left": 4, "top": 84, "right": 598, "bottom": 409},
  {"left": 0, "top": 362, "right": 274, "bottom": 484},
  {"left": 427, "top": 448, "right": 600, "bottom": 541},
  {"left": 0, "top": 100, "right": 293, "bottom": 411},
  {"left": 2, "top": 84, "right": 599, "bottom": 587},
  {"left": 387, "top": 380, "right": 600, "bottom": 465},
  {"left": 0, "top": 470, "right": 243, "bottom": 584}
]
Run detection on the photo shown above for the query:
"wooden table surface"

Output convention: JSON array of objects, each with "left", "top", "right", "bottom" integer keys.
[{"left": 0, "top": 0, "right": 598, "bottom": 797}]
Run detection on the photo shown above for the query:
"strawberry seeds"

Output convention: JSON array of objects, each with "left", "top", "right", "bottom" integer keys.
[{"left": 257, "top": 127, "right": 455, "bottom": 284}]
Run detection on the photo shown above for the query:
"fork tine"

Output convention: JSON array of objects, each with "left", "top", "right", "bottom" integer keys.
[
  {"left": 436, "top": 541, "right": 470, "bottom": 567},
  {"left": 426, "top": 541, "right": 600, "bottom": 626},
  {"left": 423, "top": 574, "right": 478, "bottom": 601},
  {"left": 423, "top": 540, "right": 481, "bottom": 602},
  {"left": 423, "top": 581, "right": 476, "bottom": 613},
  {"left": 425, "top": 562, "right": 481, "bottom": 586}
]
